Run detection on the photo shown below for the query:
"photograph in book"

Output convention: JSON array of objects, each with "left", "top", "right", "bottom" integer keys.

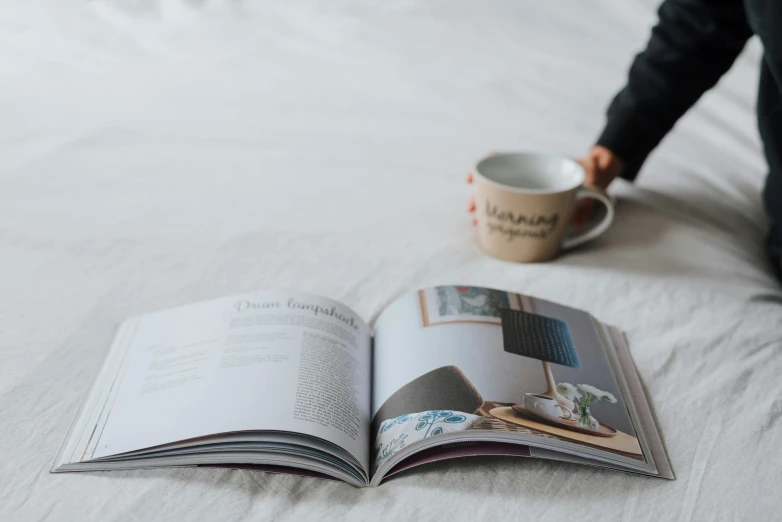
[
  {"left": 372, "top": 285, "right": 642, "bottom": 472},
  {"left": 419, "top": 286, "right": 522, "bottom": 326}
]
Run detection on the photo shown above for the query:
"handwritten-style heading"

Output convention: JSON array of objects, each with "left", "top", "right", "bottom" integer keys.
[{"left": 233, "top": 298, "right": 360, "bottom": 330}]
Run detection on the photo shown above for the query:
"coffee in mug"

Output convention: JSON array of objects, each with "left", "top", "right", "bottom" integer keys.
[{"left": 473, "top": 152, "right": 614, "bottom": 263}]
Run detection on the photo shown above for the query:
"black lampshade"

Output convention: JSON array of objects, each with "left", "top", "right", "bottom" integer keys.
[{"left": 500, "top": 308, "right": 580, "bottom": 368}]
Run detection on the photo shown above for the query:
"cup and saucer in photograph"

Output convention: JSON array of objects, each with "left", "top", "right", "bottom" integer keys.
[
  {"left": 511, "top": 393, "right": 618, "bottom": 437},
  {"left": 514, "top": 393, "right": 573, "bottom": 422}
]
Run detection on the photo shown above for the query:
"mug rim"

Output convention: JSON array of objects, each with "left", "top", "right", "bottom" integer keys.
[{"left": 474, "top": 152, "right": 585, "bottom": 195}]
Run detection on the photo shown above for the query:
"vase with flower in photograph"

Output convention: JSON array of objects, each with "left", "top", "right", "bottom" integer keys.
[{"left": 557, "top": 383, "right": 617, "bottom": 430}]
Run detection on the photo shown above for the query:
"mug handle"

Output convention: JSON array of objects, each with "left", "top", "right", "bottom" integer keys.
[
  {"left": 557, "top": 404, "right": 573, "bottom": 420},
  {"left": 561, "top": 185, "right": 615, "bottom": 250}
]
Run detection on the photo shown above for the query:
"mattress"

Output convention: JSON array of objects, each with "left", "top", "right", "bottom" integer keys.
[{"left": 1, "top": 1, "right": 780, "bottom": 520}]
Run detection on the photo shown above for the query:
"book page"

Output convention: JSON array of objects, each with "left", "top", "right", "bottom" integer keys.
[
  {"left": 370, "top": 286, "right": 645, "bottom": 475},
  {"left": 80, "top": 291, "right": 371, "bottom": 472}
]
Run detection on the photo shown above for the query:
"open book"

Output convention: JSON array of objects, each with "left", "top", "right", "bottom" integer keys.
[{"left": 53, "top": 286, "right": 674, "bottom": 486}]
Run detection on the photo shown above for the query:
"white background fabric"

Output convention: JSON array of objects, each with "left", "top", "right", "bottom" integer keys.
[{"left": 1, "top": 1, "right": 781, "bottom": 520}]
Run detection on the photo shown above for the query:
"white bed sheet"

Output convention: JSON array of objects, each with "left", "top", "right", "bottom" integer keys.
[{"left": 1, "top": 1, "right": 781, "bottom": 520}]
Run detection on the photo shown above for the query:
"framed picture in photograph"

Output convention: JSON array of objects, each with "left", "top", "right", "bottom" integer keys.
[{"left": 419, "top": 286, "right": 523, "bottom": 326}]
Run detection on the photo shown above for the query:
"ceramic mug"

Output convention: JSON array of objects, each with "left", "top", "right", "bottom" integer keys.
[
  {"left": 523, "top": 393, "right": 573, "bottom": 420},
  {"left": 473, "top": 152, "right": 614, "bottom": 262}
]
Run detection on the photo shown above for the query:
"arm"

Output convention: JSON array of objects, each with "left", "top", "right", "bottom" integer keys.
[{"left": 594, "top": 0, "right": 753, "bottom": 181}]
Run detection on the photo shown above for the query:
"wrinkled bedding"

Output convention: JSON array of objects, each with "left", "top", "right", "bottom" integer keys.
[{"left": 1, "top": 1, "right": 781, "bottom": 520}]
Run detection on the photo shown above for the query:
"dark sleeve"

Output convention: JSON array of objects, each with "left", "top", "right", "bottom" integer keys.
[{"left": 597, "top": 0, "right": 753, "bottom": 180}]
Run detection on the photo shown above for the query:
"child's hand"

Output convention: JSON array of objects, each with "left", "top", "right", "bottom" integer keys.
[
  {"left": 578, "top": 145, "right": 624, "bottom": 190},
  {"left": 572, "top": 146, "right": 624, "bottom": 227},
  {"left": 467, "top": 171, "right": 477, "bottom": 225}
]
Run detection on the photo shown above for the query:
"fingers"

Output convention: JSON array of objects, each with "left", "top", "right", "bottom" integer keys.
[
  {"left": 467, "top": 171, "right": 476, "bottom": 226},
  {"left": 468, "top": 193, "right": 477, "bottom": 226},
  {"left": 571, "top": 200, "right": 592, "bottom": 228}
]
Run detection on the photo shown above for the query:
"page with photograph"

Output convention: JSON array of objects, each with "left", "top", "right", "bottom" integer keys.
[
  {"left": 60, "top": 290, "right": 372, "bottom": 475},
  {"left": 370, "top": 285, "right": 654, "bottom": 482}
]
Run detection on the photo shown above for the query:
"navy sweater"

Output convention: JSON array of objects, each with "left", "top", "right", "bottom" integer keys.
[{"left": 597, "top": 0, "right": 781, "bottom": 247}]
